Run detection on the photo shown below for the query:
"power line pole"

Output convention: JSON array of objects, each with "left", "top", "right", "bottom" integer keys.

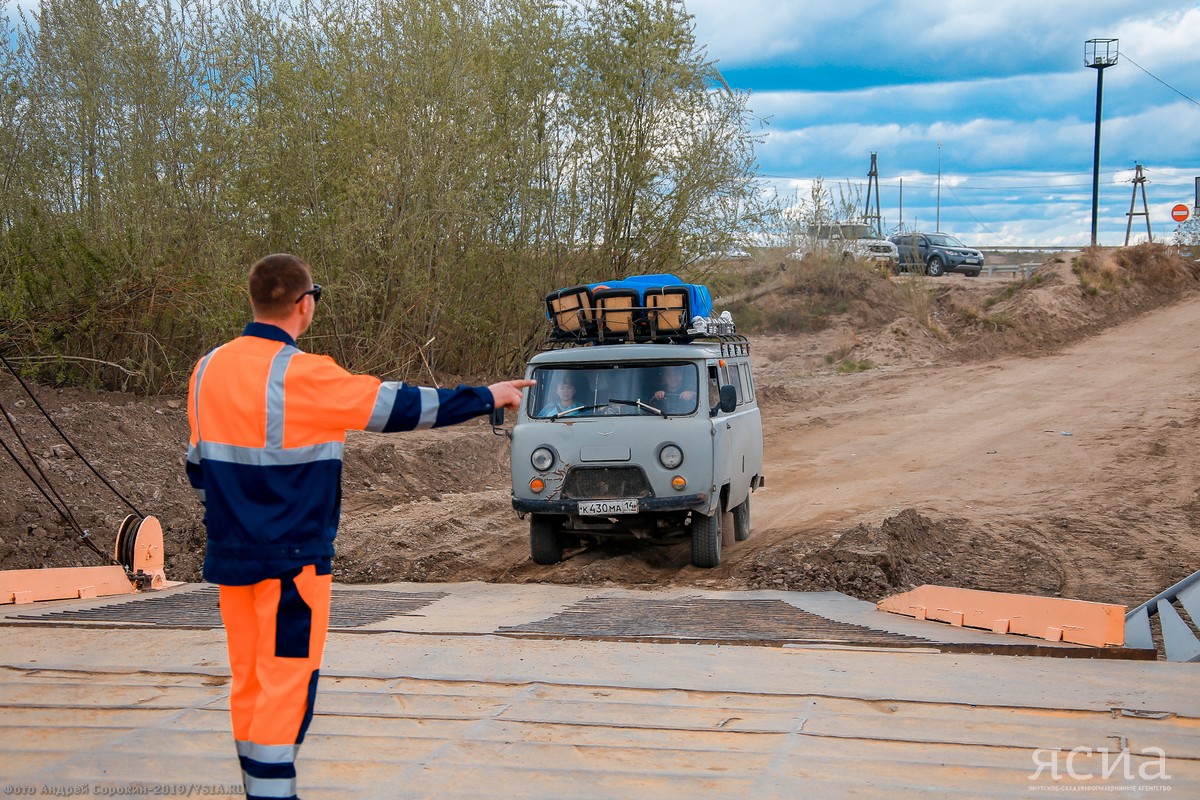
[
  {"left": 1124, "top": 162, "right": 1153, "bottom": 245},
  {"left": 1085, "top": 39, "right": 1119, "bottom": 247}
]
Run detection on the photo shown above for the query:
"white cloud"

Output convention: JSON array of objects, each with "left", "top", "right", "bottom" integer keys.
[
  {"left": 1113, "top": 6, "right": 1200, "bottom": 72},
  {"left": 686, "top": 0, "right": 1165, "bottom": 76}
]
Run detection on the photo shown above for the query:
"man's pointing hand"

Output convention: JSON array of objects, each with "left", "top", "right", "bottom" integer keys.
[{"left": 488, "top": 379, "right": 537, "bottom": 411}]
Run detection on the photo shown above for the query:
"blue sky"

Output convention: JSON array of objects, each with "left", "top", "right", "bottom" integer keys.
[{"left": 686, "top": 0, "right": 1200, "bottom": 246}]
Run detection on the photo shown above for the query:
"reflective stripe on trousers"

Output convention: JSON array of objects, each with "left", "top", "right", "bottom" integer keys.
[{"left": 220, "top": 564, "right": 331, "bottom": 800}]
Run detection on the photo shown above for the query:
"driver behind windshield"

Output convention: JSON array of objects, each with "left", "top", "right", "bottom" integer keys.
[{"left": 650, "top": 365, "right": 697, "bottom": 414}]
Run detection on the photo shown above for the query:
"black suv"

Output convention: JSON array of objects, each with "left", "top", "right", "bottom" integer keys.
[{"left": 889, "top": 232, "right": 984, "bottom": 277}]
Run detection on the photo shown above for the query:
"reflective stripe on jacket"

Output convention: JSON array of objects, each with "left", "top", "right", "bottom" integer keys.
[{"left": 186, "top": 322, "right": 494, "bottom": 585}]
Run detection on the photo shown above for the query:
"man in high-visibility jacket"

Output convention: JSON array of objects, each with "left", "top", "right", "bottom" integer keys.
[{"left": 186, "top": 253, "right": 533, "bottom": 800}]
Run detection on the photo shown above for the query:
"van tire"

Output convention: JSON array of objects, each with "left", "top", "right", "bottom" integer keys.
[
  {"left": 732, "top": 498, "right": 751, "bottom": 542},
  {"left": 530, "top": 515, "right": 564, "bottom": 564},
  {"left": 691, "top": 511, "right": 722, "bottom": 568}
]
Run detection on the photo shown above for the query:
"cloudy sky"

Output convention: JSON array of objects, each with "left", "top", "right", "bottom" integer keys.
[{"left": 686, "top": 0, "right": 1200, "bottom": 246}]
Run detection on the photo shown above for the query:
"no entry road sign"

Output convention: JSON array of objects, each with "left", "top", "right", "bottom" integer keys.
[{"left": 1172, "top": 204, "right": 1190, "bottom": 223}]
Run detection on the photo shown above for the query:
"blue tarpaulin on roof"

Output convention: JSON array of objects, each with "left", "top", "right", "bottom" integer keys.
[{"left": 585, "top": 274, "right": 713, "bottom": 320}]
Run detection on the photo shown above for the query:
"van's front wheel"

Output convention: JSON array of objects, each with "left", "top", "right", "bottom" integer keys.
[
  {"left": 690, "top": 510, "right": 722, "bottom": 568},
  {"left": 530, "top": 514, "right": 565, "bottom": 564}
]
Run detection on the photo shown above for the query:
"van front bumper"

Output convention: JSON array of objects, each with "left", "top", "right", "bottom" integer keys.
[{"left": 512, "top": 492, "right": 709, "bottom": 515}]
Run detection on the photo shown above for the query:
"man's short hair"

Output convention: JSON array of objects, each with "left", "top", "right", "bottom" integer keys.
[{"left": 248, "top": 254, "right": 312, "bottom": 318}]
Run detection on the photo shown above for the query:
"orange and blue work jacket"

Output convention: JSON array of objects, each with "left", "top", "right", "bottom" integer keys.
[{"left": 186, "top": 322, "right": 494, "bottom": 585}]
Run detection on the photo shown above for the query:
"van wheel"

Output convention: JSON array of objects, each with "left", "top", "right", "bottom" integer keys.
[
  {"left": 733, "top": 498, "right": 751, "bottom": 542},
  {"left": 530, "top": 514, "right": 564, "bottom": 565},
  {"left": 691, "top": 511, "right": 722, "bottom": 568}
]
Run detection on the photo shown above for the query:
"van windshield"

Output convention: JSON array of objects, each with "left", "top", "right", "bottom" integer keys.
[{"left": 530, "top": 363, "right": 699, "bottom": 418}]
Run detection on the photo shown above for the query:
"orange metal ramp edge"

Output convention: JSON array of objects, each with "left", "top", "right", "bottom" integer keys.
[{"left": 877, "top": 584, "right": 1126, "bottom": 648}]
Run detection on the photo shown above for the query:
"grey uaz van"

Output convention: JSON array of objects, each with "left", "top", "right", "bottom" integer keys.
[{"left": 508, "top": 338, "right": 764, "bottom": 568}]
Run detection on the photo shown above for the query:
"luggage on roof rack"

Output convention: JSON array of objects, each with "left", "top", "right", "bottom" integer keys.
[
  {"left": 543, "top": 274, "right": 727, "bottom": 344},
  {"left": 545, "top": 285, "right": 595, "bottom": 337}
]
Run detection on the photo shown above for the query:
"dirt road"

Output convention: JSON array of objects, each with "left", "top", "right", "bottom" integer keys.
[{"left": 739, "top": 290, "right": 1200, "bottom": 603}]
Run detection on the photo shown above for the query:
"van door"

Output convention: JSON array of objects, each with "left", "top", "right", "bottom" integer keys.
[
  {"left": 708, "top": 362, "right": 732, "bottom": 515},
  {"left": 721, "top": 360, "right": 756, "bottom": 510}
]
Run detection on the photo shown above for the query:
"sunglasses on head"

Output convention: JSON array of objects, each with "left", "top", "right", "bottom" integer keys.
[{"left": 295, "top": 283, "right": 322, "bottom": 304}]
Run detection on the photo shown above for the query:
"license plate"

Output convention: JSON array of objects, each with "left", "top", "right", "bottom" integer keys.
[{"left": 578, "top": 499, "right": 639, "bottom": 515}]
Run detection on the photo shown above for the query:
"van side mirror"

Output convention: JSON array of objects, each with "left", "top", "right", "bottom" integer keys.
[
  {"left": 490, "top": 407, "right": 508, "bottom": 438},
  {"left": 719, "top": 384, "right": 737, "bottom": 414}
]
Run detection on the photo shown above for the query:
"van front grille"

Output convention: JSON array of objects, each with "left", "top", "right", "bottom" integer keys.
[{"left": 562, "top": 467, "right": 652, "bottom": 499}]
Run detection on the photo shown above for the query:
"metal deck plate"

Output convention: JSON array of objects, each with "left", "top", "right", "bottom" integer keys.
[
  {"left": 499, "top": 596, "right": 934, "bottom": 646},
  {"left": 11, "top": 586, "right": 448, "bottom": 629}
]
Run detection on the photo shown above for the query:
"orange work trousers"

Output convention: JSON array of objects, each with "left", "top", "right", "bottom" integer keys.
[{"left": 219, "top": 563, "right": 331, "bottom": 800}]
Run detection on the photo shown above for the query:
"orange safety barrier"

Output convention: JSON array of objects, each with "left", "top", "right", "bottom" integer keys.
[{"left": 877, "top": 584, "right": 1126, "bottom": 648}]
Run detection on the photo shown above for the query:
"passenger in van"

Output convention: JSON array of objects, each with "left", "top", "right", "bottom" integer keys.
[
  {"left": 650, "top": 365, "right": 697, "bottom": 414},
  {"left": 539, "top": 377, "right": 586, "bottom": 416}
]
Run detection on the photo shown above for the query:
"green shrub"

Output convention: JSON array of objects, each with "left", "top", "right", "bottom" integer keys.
[{"left": 836, "top": 357, "right": 874, "bottom": 373}]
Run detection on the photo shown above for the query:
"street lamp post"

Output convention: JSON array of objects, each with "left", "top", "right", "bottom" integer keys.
[{"left": 1085, "top": 39, "right": 1118, "bottom": 247}]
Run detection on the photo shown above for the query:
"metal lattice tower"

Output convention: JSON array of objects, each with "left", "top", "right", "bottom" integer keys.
[
  {"left": 1124, "top": 163, "right": 1153, "bottom": 246},
  {"left": 863, "top": 152, "right": 882, "bottom": 238}
]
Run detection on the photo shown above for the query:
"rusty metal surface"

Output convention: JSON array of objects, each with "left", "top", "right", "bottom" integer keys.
[{"left": 499, "top": 595, "right": 933, "bottom": 646}]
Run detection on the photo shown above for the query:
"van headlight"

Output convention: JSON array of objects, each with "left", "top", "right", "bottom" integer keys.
[
  {"left": 658, "top": 443, "right": 683, "bottom": 469},
  {"left": 531, "top": 446, "right": 556, "bottom": 472}
]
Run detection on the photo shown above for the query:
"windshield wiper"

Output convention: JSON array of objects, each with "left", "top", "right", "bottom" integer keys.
[
  {"left": 608, "top": 398, "right": 664, "bottom": 416},
  {"left": 548, "top": 403, "right": 608, "bottom": 420}
]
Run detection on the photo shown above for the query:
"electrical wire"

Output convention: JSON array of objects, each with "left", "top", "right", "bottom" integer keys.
[
  {"left": 943, "top": 183, "right": 1023, "bottom": 247},
  {"left": 1119, "top": 51, "right": 1200, "bottom": 108}
]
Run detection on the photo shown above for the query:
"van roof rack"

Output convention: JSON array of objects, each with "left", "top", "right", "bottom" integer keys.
[{"left": 539, "top": 333, "right": 750, "bottom": 358}]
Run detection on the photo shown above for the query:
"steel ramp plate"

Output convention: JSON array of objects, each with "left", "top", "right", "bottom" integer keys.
[
  {"left": 1158, "top": 599, "right": 1200, "bottom": 663},
  {"left": 498, "top": 595, "right": 932, "bottom": 646},
  {"left": 1124, "top": 605, "right": 1155, "bottom": 650},
  {"left": 8, "top": 585, "right": 448, "bottom": 629},
  {"left": 1178, "top": 580, "right": 1200, "bottom": 627},
  {"left": 0, "top": 582, "right": 1147, "bottom": 656}
]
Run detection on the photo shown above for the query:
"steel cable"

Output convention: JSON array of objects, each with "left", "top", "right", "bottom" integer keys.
[
  {"left": 0, "top": 398, "right": 115, "bottom": 565},
  {"left": 0, "top": 351, "right": 144, "bottom": 518}
]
